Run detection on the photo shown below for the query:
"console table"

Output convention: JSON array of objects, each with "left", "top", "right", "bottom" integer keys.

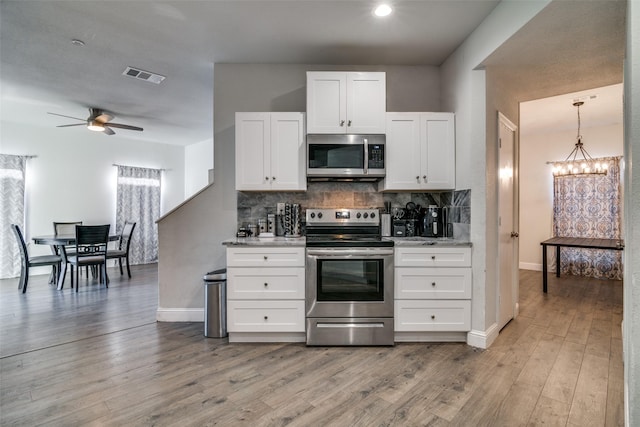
[{"left": 540, "top": 237, "right": 624, "bottom": 293}]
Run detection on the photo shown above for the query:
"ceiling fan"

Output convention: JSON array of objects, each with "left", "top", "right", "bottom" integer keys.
[{"left": 48, "top": 108, "right": 143, "bottom": 135}]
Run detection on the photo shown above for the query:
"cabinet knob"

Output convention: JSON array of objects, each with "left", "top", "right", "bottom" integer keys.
[
  {"left": 264, "top": 316, "right": 268, "bottom": 321},
  {"left": 431, "top": 315, "right": 436, "bottom": 320},
  {"left": 416, "top": 176, "right": 420, "bottom": 181},
  {"left": 265, "top": 176, "right": 269, "bottom": 181},
  {"left": 272, "top": 176, "right": 276, "bottom": 181},
  {"left": 431, "top": 256, "right": 436, "bottom": 260},
  {"left": 431, "top": 282, "right": 436, "bottom": 287},
  {"left": 348, "top": 120, "right": 352, "bottom": 126},
  {"left": 264, "top": 256, "right": 268, "bottom": 260},
  {"left": 423, "top": 175, "right": 426, "bottom": 180},
  {"left": 264, "top": 282, "right": 268, "bottom": 287},
  {"left": 340, "top": 120, "right": 345, "bottom": 126}
]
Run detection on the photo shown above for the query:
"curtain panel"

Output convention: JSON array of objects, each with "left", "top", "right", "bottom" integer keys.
[
  {"left": 0, "top": 154, "right": 27, "bottom": 279},
  {"left": 116, "top": 165, "right": 161, "bottom": 265},
  {"left": 552, "top": 156, "right": 622, "bottom": 280}
]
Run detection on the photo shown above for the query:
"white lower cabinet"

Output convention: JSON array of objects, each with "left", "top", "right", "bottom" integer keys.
[
  {"left": 226, "top": 247, "right": 306, "bottom": 342},
  {"left": 394, "top": 246, "right": 472, "bottom": 341}
]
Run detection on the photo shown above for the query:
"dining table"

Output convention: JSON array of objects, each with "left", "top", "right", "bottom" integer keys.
[{"left": 32, "top": 234, "right": 119, "bottom": 290}]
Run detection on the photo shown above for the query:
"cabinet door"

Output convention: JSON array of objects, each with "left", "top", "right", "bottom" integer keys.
[
  {"left": 421, "top": 113, "right": 455, "bottom": 190},
  {"left": 270, "top": 113, "right": 307, "bottom": 191},
  {"left": 346, "top": 72, "right": 386, "bottom": 134},
  {"left": 379, "top": 113, "right": 423, "bottom": 191},
  {"left": 235, "top": 112, "right": 270, "bottom": 190},
  {"left": 306, "top": 72, "right": 346, "bottom": 134},
  {"left": 227, "top": 267, "right": 305, "bottom": 300},
  {"left": 395, "top": 300, "right": 471, "bottom": 332}
]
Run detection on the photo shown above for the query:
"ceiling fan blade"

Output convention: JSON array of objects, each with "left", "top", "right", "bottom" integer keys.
[
  {"left": 105, "top": 123, "right": 143, "bottom": 131},
  {"left": 57, "top": 123, "right": 86, "bottom": 128},
  {"left": 103, "top": 126, "right": 116, "bottom": 136},
  {"left": 48, "top": 112, "right": 85, "bottom": 121}
]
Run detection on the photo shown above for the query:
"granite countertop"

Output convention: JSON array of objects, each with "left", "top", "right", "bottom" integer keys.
[
  {"left": 222, "top": 236, "right": 306, "bottom": 246},
  {"left": 385, "top": 237, "right": 472, "bottom": 247},
  {"left": 223, "top": 236, "right": 470, "bottom": 247}
]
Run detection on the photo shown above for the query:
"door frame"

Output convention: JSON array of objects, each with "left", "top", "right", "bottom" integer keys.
[{"left": 497, "top": 112, "right": 519, "bottom": 329}]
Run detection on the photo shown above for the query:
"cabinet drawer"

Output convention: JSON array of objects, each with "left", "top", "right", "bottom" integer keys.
[
  {"left": 394, "top": 247, "right": 471, "bottom": 267},
  {"left": 395, "top": 267, "right": 471, "bottom": 299},
  {"left": 227, "top": 247, "right": 305, "bottom": 267},
  {"left": 227, "top": 267, "right": 304, "bottom": 299},
  {"left": 227, "top": 300, "right": 305, "bottom": 332},
  {"left": 395, "top": 300, "right": 471, "bottom": 332}
]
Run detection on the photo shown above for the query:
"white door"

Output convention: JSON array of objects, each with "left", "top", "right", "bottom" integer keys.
[
  {"left": 422, "top": 112, "right": 456, "bottom": 190},
  {"left": 383, "top": 113, "right": 422, "bottom": 190},
  {"left": 306, "top": 72, "right": 346, "bottom": 134},
  {"left": 270, "top": 113, "right": 306, "bottom": 191},
  {"left": 497, "top": 112, "right": 518, "bottom": 330},
  {"left": 235, "top": 112, "right": 270, "bottom": 190},
  {"left": 346, "top": 72, "right": 386, "bottom": 134}
]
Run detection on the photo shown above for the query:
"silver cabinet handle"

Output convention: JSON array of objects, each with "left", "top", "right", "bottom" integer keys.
[
  {"left": 348, "top": 120, "right": 352, "bottom": 126},
  {"left": 340, "top": 120, "right": 345, "bottom": 126}
]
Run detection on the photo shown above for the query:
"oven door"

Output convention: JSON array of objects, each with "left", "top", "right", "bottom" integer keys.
[{"left": 306, "top": 247, "right": 394, "bottom": 318}]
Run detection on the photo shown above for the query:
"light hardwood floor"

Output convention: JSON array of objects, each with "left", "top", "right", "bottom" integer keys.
[{"left": 0, "top": 265, "right": 624, "bottom": 426}]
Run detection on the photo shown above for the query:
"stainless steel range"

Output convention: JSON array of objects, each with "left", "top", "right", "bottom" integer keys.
[{"left": 305, "top": 208, "right": 394, "bottom": 346}]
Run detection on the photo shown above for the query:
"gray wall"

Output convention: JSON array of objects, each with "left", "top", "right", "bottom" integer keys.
[{"left": 157, "top": 64, "right": 442, "bottom": 315}]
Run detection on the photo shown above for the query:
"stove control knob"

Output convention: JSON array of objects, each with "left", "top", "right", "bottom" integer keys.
[
  {"left": 363, "top": 212, "right": 369, "bottom": 219},
  {"left": 310, "top": 212, "right": 315, "bottom": 219},
  {"left": 318, "top": 212, "right": 323, "bottom": 219},
  {"left": 356, "top": 212, "right": 361, "bottom": 218},
  {"left": 370, "top": 212, "right": 376, "bottom": 219}
]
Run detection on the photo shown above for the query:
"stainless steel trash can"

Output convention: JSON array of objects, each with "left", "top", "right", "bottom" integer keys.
[{"left": 203, "top": 268, "right": 227, "bottom": 338}]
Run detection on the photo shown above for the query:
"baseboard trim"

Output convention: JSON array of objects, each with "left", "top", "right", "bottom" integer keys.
[
  {"left": 467, "top": 322, "right": 499, "bottom": 349},
  {"left": 519, "top": 262, "right": 542, "bottom": 271},
  {"left": 156, "top": 308, "right": 203, "bottom": 322}
]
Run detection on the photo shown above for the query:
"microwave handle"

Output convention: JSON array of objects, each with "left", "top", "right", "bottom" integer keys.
[{"left": 363, "top": 138, "right": 368, "bottom": 175}]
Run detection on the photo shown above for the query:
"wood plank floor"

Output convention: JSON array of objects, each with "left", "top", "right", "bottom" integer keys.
[{"left": 0, "top": 266, "right": 624, "bottom": 426}]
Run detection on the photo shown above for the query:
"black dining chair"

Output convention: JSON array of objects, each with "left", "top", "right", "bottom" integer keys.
[
  {"left": 67, "top": 225, "right": 110, "bottom": 292},
  {"left": 107, "top": 221, "right": 136, "bottom": 278},
  {"left": 11, "top": 224, "right": 62, "bottom": 293},
  {"left": 53, "top": 221, "right": 84, "bottom": 284}
]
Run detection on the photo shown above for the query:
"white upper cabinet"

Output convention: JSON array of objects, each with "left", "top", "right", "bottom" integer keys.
[
  {"left": 235, "top": 112, "right": 306, "bottom": 191},
  {"left": 380, "top": 112, "right": 455, "bottom": 191},
  {"left": 306, "top": 71, "right": 386, "bottom": 134}
]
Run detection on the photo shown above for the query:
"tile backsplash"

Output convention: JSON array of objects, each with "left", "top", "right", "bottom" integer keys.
[{"left": 237, "top": 183, "right": 471, "bottom": 240}]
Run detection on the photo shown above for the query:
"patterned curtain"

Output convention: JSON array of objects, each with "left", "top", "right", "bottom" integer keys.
[
  {"left": 116, "top": 165, "right": 161, "bottom": 265},
  {"left": 552, "top": 156, "right": 622, "bottom": 279},
  {"left": 0, "top": 154, "right": 27, "bottom": 279}
]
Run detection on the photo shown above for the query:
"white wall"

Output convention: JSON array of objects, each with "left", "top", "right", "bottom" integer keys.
[
  {"left": 184, "top": 138, "right": 213, "bottom": 198},
  {"left": 519, "top": 119, "right": 623, "bottom": 270},
  {"left": 440, "top": 0, "right": 550, "bottom": 348},
  {"left": 1, "top": 121, "right": 186, "bottom": 266}
]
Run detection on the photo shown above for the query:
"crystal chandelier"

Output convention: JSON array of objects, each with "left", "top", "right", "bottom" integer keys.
[{"left": 551, "top": 101, "right": 608, "bottom": 176}]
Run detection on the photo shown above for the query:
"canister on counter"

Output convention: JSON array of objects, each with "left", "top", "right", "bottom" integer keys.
[{"left": 257, "top": 218, "right": 267, "bottom": 235}]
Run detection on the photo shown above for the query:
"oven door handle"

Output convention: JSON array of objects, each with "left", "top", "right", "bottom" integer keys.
[{"left": 306, "top": 248, "right": 394, "bottom": 257}]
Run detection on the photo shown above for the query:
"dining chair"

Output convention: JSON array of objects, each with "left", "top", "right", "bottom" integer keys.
[
  {"left": 106, "top": 221, "right": 136, "bottom": 278},
  {"left": 10, "top": 224, "right": 62, "bottom": 293},
  {"left": 67, "top": 225, "right": 110, "bottom": 292},
  {"left": 53, "top": 221, "right": 89, "bottom": 282}
]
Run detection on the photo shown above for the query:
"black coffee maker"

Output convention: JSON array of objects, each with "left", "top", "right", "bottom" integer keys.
[{"left": 422, "top": 206, "right": 444, "bottom": 238}]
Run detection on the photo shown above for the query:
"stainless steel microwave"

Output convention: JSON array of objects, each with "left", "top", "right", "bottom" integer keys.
[{"left": 306, "top": 134, "right": 385, "bottom": 180}]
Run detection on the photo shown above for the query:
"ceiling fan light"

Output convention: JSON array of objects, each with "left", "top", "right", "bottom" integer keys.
[
  {"left": 87, "top": 120, "right": 105, "bottom": 131},
  {"left": 374, "top": 4, "right": 392, "bottom": 17}
]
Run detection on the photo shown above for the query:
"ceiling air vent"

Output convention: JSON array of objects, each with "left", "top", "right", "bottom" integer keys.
[{"left": 122, "top": 66, "right": 165, "bottom": 84}]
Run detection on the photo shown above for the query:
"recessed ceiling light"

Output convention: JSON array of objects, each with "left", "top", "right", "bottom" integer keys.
[{"left": 374, "top": 4, "right": 392, "bottom": 17}]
